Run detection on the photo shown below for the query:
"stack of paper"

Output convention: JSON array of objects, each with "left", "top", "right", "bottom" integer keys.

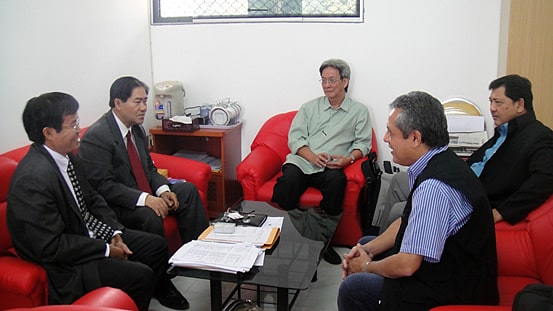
[
  {"left": 169, "top": 240, "right": 263, "bottom": 273},
  {"left": 169, "top": 217, "right": 284, "bottom": 273},
  {"left": 449, "top": 131, "right": 488, "bottom": 157},
  {"left": 198, "top": 226, "right": 280, "bottom": 248}
]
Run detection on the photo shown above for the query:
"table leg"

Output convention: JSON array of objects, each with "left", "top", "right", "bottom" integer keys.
[
  {"left": 277, "top": 287, "right": 289, "bottom": 311},
  {"left": 210, "top": 279, "right": 223, "bottom": 311}
]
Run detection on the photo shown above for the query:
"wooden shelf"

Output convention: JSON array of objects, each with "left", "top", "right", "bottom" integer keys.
[{"left": 149, "top": 125, "right": 243, "bottom": 218}]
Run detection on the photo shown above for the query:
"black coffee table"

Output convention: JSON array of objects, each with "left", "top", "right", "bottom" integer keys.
[{"left": 168, "top": 201, "right": 324, "bottom": 311}]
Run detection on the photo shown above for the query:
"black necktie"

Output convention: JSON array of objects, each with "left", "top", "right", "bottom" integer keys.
[{"left": 67, "top": 160, "right": 114, "bottom": 242}]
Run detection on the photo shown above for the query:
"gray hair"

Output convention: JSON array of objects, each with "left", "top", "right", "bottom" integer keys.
[
  {"left": 319, "top": 59, "right": 351, "bottom": 79},
  {"left": 319, "top": 59, "right": 351, "bottom": 92},
  {"left": 390, "top": 91, "right": 449, "bottom": 148}
]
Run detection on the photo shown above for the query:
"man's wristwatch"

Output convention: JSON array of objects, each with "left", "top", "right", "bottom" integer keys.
[{"left": 349, "top": 155, "right": 355, "bottom": 164}]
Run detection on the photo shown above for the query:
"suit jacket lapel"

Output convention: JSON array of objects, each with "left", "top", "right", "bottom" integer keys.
[
  {"left": 105, "top": 111, "right": 151, "bottom": 183},
  {"left": 33, "top": 144, "right": 86, "bottom": 226},
  {"left": 104, "top": 112, "right": 134, "bottom": 172}
]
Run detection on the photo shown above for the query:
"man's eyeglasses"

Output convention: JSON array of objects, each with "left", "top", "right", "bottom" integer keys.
[
  {"left": 64, "top": 118, "right": 80, "bottom": 130},
  {"left": 320, "top": 78, "right": 341, "bottom": 85}
]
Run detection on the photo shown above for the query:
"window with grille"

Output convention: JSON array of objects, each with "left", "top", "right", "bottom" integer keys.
[{"left": 152, "top": 0, "right": 363, "bottom": 24}]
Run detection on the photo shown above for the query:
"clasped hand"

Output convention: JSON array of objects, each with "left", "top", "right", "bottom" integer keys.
[
  {"left": 313, "top": 152, "right": 348, "bottom": 169},
  {"left": 342, "top": 244, "right": 374, "bottom": 279},
  {"left": 109, "top": 234, "right": 133, "bottom": 260},
  {"left": 146, "top": 191, "right": 179, "bottom": 218}
]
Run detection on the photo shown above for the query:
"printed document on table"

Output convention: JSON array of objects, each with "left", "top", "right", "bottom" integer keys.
[
  {"left": 199, "top": 217, "right": 283, "bottom": 248},
  {"left": 169, "top": 240, "right": 264, "bottom": 274},
  {"left": 262, "top": 216, "right": 284, "bottom": 229}
]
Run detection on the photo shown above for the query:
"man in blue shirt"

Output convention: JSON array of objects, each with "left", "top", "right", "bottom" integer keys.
[
  {"left": 379, "top": 74, "right": 553, "bottom": 231},
  {"left": 338, "top": 91, "right": 498, "bottom": 311}
]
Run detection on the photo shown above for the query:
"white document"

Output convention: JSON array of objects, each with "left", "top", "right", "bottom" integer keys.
[
  {"left": 201, "top": 226, "right": 276, "bottom": 247},
  {"left": 169, "top": 240, "right": 264, "bottom": 274},
  {"left": 262, "top": 216, "right": 284, "bottom": 229}
]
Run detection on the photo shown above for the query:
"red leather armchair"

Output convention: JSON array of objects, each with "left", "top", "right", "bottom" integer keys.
[
  {"left": 0, "top": 139, "right": 211, "bottom": 309},
  {"left": 149, "top": 152, "right": 211, "bottom": 253},
  {"left": 431, "top": 194, "right": 553, "bottom": 311},
  {"left": 236, "top": 110, "right": 378, "bottom": 246},
  {"left": 7, "top": 287, "right": 138, "bottom": 311},
  {"left": 0, "top": 155, "right": 49, "bottom": 309}
]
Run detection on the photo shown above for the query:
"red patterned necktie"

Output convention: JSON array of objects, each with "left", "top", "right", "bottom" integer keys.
[{"left": 126, "top": 131, "right": 152, "bottom": 194}]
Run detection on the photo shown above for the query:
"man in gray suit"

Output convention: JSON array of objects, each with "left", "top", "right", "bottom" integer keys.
[
  {"left": 79, "top": 76, "right": 208, "bottom": 310},
  {"left": 7, "top": 92, "right": 169, "bottom": 311}
]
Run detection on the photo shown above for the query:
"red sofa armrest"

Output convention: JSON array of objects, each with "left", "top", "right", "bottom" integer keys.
[
  {"left": 7, "top": 287, "right": 138, "bottom": 311},
  {"left": 343, "top": 156, "right": 367, "bottom": 190},
  {"left": 150, "top": 152, "right": 211, "bottom": 210},
  {"left": 73, "top": 287, "right": 138, "bottom": 310},
  {"left": 236, "top": 146, "right": 283, "bottom": 200},
  {"left": 0, "top": 256, "right": 48, "bottom": 309}
]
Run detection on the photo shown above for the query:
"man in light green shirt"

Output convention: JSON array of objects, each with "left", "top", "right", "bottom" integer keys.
[{"left": 272, "top": 59, "right": 372, "bottom": 264}]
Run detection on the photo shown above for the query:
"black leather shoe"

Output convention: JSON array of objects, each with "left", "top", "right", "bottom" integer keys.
[
  {"left": 323, "top": 246, "right": 342, "bottom": 265},
  {"left": 155, "top": 280, "right": 190, "bottom": 310}
]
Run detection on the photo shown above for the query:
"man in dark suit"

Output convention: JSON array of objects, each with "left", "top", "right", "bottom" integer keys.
[
  {"left": 78, "top": 76, "right": 208, "bottom": 309},
  {"left": 7, "top": 92, "right": 170, "bottom": 311}
]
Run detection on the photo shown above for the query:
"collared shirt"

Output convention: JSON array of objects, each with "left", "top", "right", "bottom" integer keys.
[
  {"left": 112, "top": 111, "right": 169, "bottom": 206},
  {"left": 401, "top": 146, "right": 473, "bottom": 263},
  {"left": 470, "top": 123, "right": 508, "bottom": 177},
  {"left": 285, "top": 96, "right": 372, "bottom": 174},
  {"left": 43, "top": 145, "right": 113, "bottom": 256}
]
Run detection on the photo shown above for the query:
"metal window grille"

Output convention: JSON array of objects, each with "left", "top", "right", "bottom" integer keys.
[{"left": 152, "top": 0, "right": 363, "bottom": 24}]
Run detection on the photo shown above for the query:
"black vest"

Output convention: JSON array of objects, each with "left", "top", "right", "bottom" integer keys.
[{"left": 381, "top": 149, "right": 498, "bottom": 311}]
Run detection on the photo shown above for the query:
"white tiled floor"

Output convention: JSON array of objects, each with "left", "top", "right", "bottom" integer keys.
[{"left": 148, "top": 246, "right": 350, "bottom": 311}]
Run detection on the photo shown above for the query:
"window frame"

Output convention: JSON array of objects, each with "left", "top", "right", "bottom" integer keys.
[{"left": 151, "top": 0, "right": 364, "bottom": 25}]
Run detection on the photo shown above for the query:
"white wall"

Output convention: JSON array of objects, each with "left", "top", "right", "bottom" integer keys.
[
  {"left": 1, "top": 0, "right": 502, "bottom": 166},
  {"left": 0, "top": 0, "right": 152, "bottom": 153},
  {"left": 150, "top": 0, "right": 502, "bottom": 164}
]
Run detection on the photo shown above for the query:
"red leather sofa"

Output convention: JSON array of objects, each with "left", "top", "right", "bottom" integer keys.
[
  {"left": 0, "top": 139, "right": 211, "bottom": 309},
  {"left": 236, "top": 110, "right": 378, "bottom": 246},
  {"left": 7, "top": 287, "right": 139, "bottom": 311},
  {"left": 431, "top": 194, "right": 553, "bottom": 311}
]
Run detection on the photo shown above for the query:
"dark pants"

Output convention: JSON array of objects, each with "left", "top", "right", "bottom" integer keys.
[
  {"left": 271, "top": 163, "right": 346, "bottom": 215},
  {"left": 116, "top": 181, "right": 209, "bottom": 244},
  {"left": 96, "top": 229, "right": 168, "bottom": 311},
  {"left": 272, "top": 163, "right": 346, "bottom": 251}
]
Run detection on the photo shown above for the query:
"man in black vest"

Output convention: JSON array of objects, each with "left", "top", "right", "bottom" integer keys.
[
  {"left": 379, "top": 74, "right": 553, "bottom": 232},
  {"left": 338, "top": 91, "right": 498, "bottom": 311}
]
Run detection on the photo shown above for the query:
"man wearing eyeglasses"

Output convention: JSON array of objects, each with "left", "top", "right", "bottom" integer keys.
[
  {"left": 271, "top": 59, "right": 372, "bottom": 265},
  {"left": 7, "top": 92, "right": 170, "bottom": 311}
]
